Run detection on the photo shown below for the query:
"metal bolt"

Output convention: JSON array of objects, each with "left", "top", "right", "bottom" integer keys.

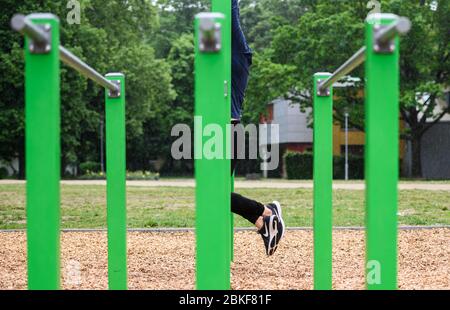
[
  {"left": 108, "top": 80, "right": 122, "bottom": 98},
  {"left": 44, "top": 24, "right": 51, "bottom": 32},
  {"left": 224, "top": 80, "right": 228, "bottom": 98}
]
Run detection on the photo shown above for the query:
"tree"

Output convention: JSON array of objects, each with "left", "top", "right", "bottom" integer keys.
[
  {"left": 0, "top": 0, "right": 92, "bottom": 177},
  {"left": 240, "top": 0, "right": 315, "bottom": 52},
  {"left": 389, "top": 0, "right": 449, "bottom": 177},
  {"left": 243, "top": 53, "right": 296, "bottom": 124},
  {"left": 268, "top": 0, "right": 449, "bottom": 177},
  {"left": 167, "top": 33, "right": 195, "bottom": 126},
  {"left": 0, "top": 0, "right": 174, "bottom": 176},
  {"left": 152, "top": 0, "right": 209, "bottom": 58}
]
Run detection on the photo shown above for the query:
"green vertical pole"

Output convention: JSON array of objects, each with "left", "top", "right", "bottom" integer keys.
[
  {"left": 313, "top": 73, "right": 333, "bottom": 290},
  {"left": 105, "top": 73, "right": 127, "bottom": 290},
  {"left": 212, "top": 0, "right": 234, "bottom": 267},
  {"left": 365, "top": 14, "right": 399, "bottom": 290},
  {"left": 195, "top": 12, "right": 231, "bottom": 290},
  {"left": 25, "top": 14, "right": 61, "bottom": 290}
]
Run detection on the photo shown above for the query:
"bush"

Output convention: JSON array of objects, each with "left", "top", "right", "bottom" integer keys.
[
  {"left": 348, "top": 154, "right": 364, "bottom": 179},
  {"left": 284, "top": 152, "right": 313, "bottom": 180},
  {"left": 0, "top": 167, "right": 9, "bottom": 179},
  {"left": 335, "top": 155, "right": 364, "bottom": 179},
  {"left": 79, "top": 161, "right": 101, "bottom": 175},
  {"left": 160, "top": 159, "right": 194, "bottom": 177},
  {"left": 126, "top": 171, "right": 160, "bottom": 181},
  {"left": 333, "top": 156, "right": 345, "bottom": 179},
  {"left": 235, "top": 159, "right": 261, "bottom": 177},
  {"left": 284, "top": 152, "right": 364, "bottom": 180},
  {"left": 77, "top": 170, "right": 159, "bottom": 181}
]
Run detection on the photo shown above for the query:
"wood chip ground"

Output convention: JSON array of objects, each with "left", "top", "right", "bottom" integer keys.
[{"left": 0, "top": 229, "right": 448, "bottom": 290}]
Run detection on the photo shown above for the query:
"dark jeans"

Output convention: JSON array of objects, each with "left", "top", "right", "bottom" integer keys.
[
  {"left": 231, "top": 122, "right": 265, "bottom": 225},
  {"left": 229, "top": 1, "right": 262, "bottom": 224},
  {"left": 231, "top": 0, "right": 252, "bottom": 120}
]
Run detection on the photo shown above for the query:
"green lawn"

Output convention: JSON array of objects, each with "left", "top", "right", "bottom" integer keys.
[{"left": 0, "top": 184, "right": 449, "bottom": 229}]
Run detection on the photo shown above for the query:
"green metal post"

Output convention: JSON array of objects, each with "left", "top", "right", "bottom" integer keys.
[
  {"left": 105, "top": 73, "right": 127, "bottom": 290},
  {"left": 313, "top": 73, "right": 333, "bottom": 290},
  {"left": 25, "top": 14, "right": 61, "bottom": 290},
  {"left": 365, "top": 14, "right": 399, "bottom": 290},
  {"left": 212, "top": 0, "right": 234, "bottom": 267},
  {"left": 195, "top": 12, "right": 231, "bottom": 290}
]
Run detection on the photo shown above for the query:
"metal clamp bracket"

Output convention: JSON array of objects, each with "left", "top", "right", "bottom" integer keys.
[
  {"left": 317, "top": 80, "right": 331, "bottom": 97},
  {"left": 373, "top": 24, "right": 395, "bottom": 54},
  {"left": 108, "top": 80, "right": 121, "bottom": 98},
  {"left": 29, "top": 24, "right": 51, "bottom": 54},
  {"left": 199, "top": 17, "right": 222, "bottom": 53}
]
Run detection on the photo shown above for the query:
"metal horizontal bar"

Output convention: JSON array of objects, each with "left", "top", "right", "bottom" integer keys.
[
  {"left": 11, "top": 14, "right": 119, "bottom": 93},
  {"left": 60, "top": 47, "right": 119, "bottom": 92},
  {"left": 375, "top": 17, "right": 412, "bottom": 44},
  {"left": 319, "top": 47, "right": 366, "bottom": 91},
  {"left": 318, "top": 16, "right": 411, "bottom": 92},
  {"left": 10, "top": 14, "right": 49, "bottom": 44}
]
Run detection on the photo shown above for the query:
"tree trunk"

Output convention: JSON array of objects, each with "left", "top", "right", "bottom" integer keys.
[{"left": 411, "top": 136, "right": 422, "bottom": 178}]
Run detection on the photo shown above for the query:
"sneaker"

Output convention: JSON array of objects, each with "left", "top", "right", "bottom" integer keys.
[
  {"left": 258, "top": 215, "right": 280, "bottom": 256},
  {"left": 267, "top": 201, "right": 285, "bottom": 241},
  {"left": 267, "top": 201, "right": 286, "bottom": 240}
]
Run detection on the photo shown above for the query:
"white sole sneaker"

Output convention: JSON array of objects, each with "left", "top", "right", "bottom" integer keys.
[{"left": 271, "top": 201, "right": 285, "bottom": 240}]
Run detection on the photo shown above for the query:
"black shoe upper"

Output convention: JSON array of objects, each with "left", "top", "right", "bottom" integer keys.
[
  {"left": 259, "top": 215, "right": 280, "bottom": 256},
  {"left": 261, "top": 202, "right": 285, "bottom": 256}
]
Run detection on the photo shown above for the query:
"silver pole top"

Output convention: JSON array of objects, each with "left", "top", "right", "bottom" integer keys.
[
  {"left": 375, "top": 17, "right": 412, "bottom": 44},
  {"left": 11, "top": 14, "right": 50, "bottom": 44}
]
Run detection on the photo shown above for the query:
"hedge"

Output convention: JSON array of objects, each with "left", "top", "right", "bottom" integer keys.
[
  {"left": 284, "top": 151, "right": 364, "bottom": 180},
  {"left": 79, "top": 161, "right": 101, "bottom": 175},
  {"left": 0, "top": 167, "right": 9, "bottom": 179},
  {"left": 284, "top": 152, "right": 313, "bottom": 179}
]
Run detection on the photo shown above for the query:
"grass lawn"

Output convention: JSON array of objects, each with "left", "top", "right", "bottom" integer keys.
[{"left": 0, "top": 184, "right": 449, "bottom": 229}]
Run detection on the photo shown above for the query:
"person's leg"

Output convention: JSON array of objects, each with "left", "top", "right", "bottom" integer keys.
[
  {"left": 231, "top": 154, "right": 283, "bottom": 256},
  {"left": 230, "top": 122, "right": 272, "bottom": 229},
  {"left": 231, "top": 193, "right": 270, "bottom": 228},
  {"left": 228, "top": 0, "right": 285, "bottom": 256}
]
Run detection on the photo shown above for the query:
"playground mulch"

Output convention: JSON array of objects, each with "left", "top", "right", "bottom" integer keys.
[{"left": 0, "top": 228, "right": 448, "bottom": 290}]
